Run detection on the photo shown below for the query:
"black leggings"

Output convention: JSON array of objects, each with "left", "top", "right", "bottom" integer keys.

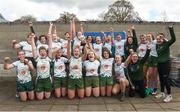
[
  {"left": 157, "top": 60, "right": 171, "bottom": 94},
  {"left": 129, "top": 80, "right": 146, "bottom": 98}
]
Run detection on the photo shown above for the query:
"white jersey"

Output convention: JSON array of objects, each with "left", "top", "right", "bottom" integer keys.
[
  {"left": 114, "top": 40, "right": 126, "bottom": 56},
  {"left": 149, "top": 40, "right": 158, "bottom": 57},
  {"left": 69, "top": 57, "right": 83, "bottom": 79},
  {"left": 83, "top": 60, "right": 100, "bottom": 77},
  {"left": 100, "top": 58, "right": 114, "bottom": 77},
  {"left": 36, "top": 57, "right": 51, "bottom": 79},
  {"left": 93, "top": 43, "right": 103, "bottom": 58},
  {"left": 19, "top": 41, "right": 33, "bottom": 57},
  {"left": 52, "top": 41, "right": 62, "bottom": 50},
  {"left": 13, "top": 60, "right": 32, "bottom": 83},
  {"left": 103, "top": 42, "right": 112, "bottom": 53},
  {"left": 114, "top": 63, "right": 126, "bottom": 79},
  {"left": 137, "top": 43, "right": 147, "bottom": 58},
  {"left": 36, "top": 43, "right": 49, "bottom": 56},
  {"left": 59, "top": 38, "right": 68, "bottom": 55},
  {"left": 53, "top": 57, "right": 68, "bottom": 78},
  {"left": 73, "top": 36, "right": 85, "bottom": 49}
]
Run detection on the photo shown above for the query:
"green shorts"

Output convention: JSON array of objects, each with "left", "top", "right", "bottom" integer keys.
[
  {"left": 17, "top": 81, "right": 34, "bottom": 92},
  {"left": 68, "top": 78, "right": 84, "bottom": 90},
  {"left": 53, "top": 77, "right": 67, "bottom": 88},
  {"left": 100, "top": 76, "right": 113, "bottom": 87},
  {"left": 85, "top": 76, "right": 99, "bottom": 88},
  {"left": 147, "top": 56, "right": 158, "bottom": 67},
  {"left": 35, "top": 77, "right": 52, "bottom": 92},
  {"left": 113, "top": 77, "right": 120, "bottom": 84}
]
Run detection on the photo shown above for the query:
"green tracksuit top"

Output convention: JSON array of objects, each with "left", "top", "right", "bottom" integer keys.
[
  {"left": 128, "top": 49, "right": 150, "bottom": 81},
  {"left": 156, "top": 27, "right": 176, "bottom": 63}
]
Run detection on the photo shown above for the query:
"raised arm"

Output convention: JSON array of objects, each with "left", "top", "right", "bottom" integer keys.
[
  {"left": 28, "top": 21, "right": 35, "bottom": 34},
  {"left": 48, "top": 22, "right": 53, "bottom": 35},
  {"left": 4, "top": 57, "right": 14, "bottom": 70},
  {"left": 80, "top": 23, "right": 84, "bottom": 34},
  {"left": 48, "top": 34, "right": 53, "bottom": 58},
  {"left": 72, "top": 17, "right": 76, "bottom": 39},
  {"left": 167, "top": 26, "right": 176, "bottom": 46},
  {"left": 100, "top": 30, "right": 105, "bottom": 43},
  {"left": 67, "top": 20, "right": 73, "bottom": 59},
  {"left": 124, "top": 54, "right": 132, "bottom": 67},
  {"left": 30, "top": 33, "right": 37, "bottom": 58},
  {"left": 52, "top": 25, "right": 57, "bottom": 36},
  {"left": 28, "top": 21, "right": 38, "bottom": 45},
  {"left": 131, "top": 25, "right": 138, "bottom": 48},
  {"left": 110, "top": 27, "right": 115, "bottom": 44}
]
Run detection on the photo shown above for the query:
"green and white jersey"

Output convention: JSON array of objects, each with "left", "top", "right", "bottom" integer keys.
[
  {"left": 103, "top": 42, "right": 112, "bottom": 53},
  {"left": 37, "top": 43, "right": 48, "bottom": 56},
  {"left": 137, "top": 43, "right": 147, "bottom": 58},
  {"left": 53, "top": 57, "right": 68, "bottom": 78},
  {"left": 13, "top": 60, "right": 32, "bottom": 83},
  {"left": 114, "top": 63, "right": 126, "bottom": 79},
  {"left": 93, "top": 43, "right": 103, "bottom": 58},
  {"left": 69, "top": 57, "right": 83, "bottom": 79},
  {"left": 36, "top": 57, "right": 51, "bottom": 79},
  {"left": 100, "top": 58, "right": 114, "bottom": 77},
  {"left": 19, "top": 41, "right": 33, "bottom": 57},
  {"left": 149, "top": 40, "right": 158, "bottom": 57},
  {"left": 114, "top": 40, "right": 126, "bottom": 56},
  {"left": 83, "top": 60, "right": 100, "bottom": 77}
]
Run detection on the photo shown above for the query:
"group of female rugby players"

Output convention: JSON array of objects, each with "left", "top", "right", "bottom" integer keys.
[{"left": 4, "top": 18, "right": 176, "bottom": 103}]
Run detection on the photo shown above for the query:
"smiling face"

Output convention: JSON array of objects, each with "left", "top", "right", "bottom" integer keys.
[
  {"left": 88, "top": 51, "right": 95, "bottom": 61},
  {"left": 146, "top": 34, "right": 153, "bottom": 42},
  {"left": 95, "top": 36, "right": 101, "bottom": 44},
  {"left": 40, "top": 36, "right": 47, "bottom": 44},
  {"left": 27, "top": 34, "right": 32, "bottom": 43},
  {"left": 127, "top": 37, "right": 133, "bottom": 44},
  {"left": 156, "top": 35, "right": 163, "bottom": 44},
  {"left": 115, "top": 54, "right": 122, "bottom": 64},
  {"left": 39, "top": 48, "right": 47, "bottom": 58},
  {"left": 73, "top": 48, "right": 80, "bottom": 58},
  {"left": 86, "top": 35, "right": 93, "bottom": 43},
  {"left": 131, "top": 53, "right": 138, "bottom": 63},
  {"left": 140, "top": 35, "right": 147, "bottom": 43},
  {"left": 103, "top": 51, "right": 109, "bottom": 59},
  {"left": 116, "top": 35, "right": 121, "bottom": 41},
  {"left": 55, "top": 49, "right": 62, "bottom": 58},
  {"left": 105, "top": 35, "right": 111, "bottom": 42},
  {"left": 18, "top": 51, "right": 25, "bottom": 61}
]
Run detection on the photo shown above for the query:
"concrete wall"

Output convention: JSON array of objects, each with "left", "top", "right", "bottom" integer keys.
[
  {"left": 0, "top": 21, "right": 180, "bottom": 78},
  {"left": 0, "top": 21, "right": 180, "bottom": 63}
]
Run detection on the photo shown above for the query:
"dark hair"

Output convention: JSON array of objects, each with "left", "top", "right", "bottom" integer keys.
[
  {"left": 64, "top": 32, "right": 69, "bottom": 35},
  {"left": 39, "top": 35, "right": 47, "bottom": 41},
  {"left": 102, "top": 47, "right": 112, "bottom": 58},
  {"left": 126, "top": 35, "right": 133, "bottom": 45},
  {"left": 39, "top": 46, "right": 47, "bottom": 53}
]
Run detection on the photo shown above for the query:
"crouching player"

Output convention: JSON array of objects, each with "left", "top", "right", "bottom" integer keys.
[{"left": 4, "top": 51, "right": 35, "bottom": 101}]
